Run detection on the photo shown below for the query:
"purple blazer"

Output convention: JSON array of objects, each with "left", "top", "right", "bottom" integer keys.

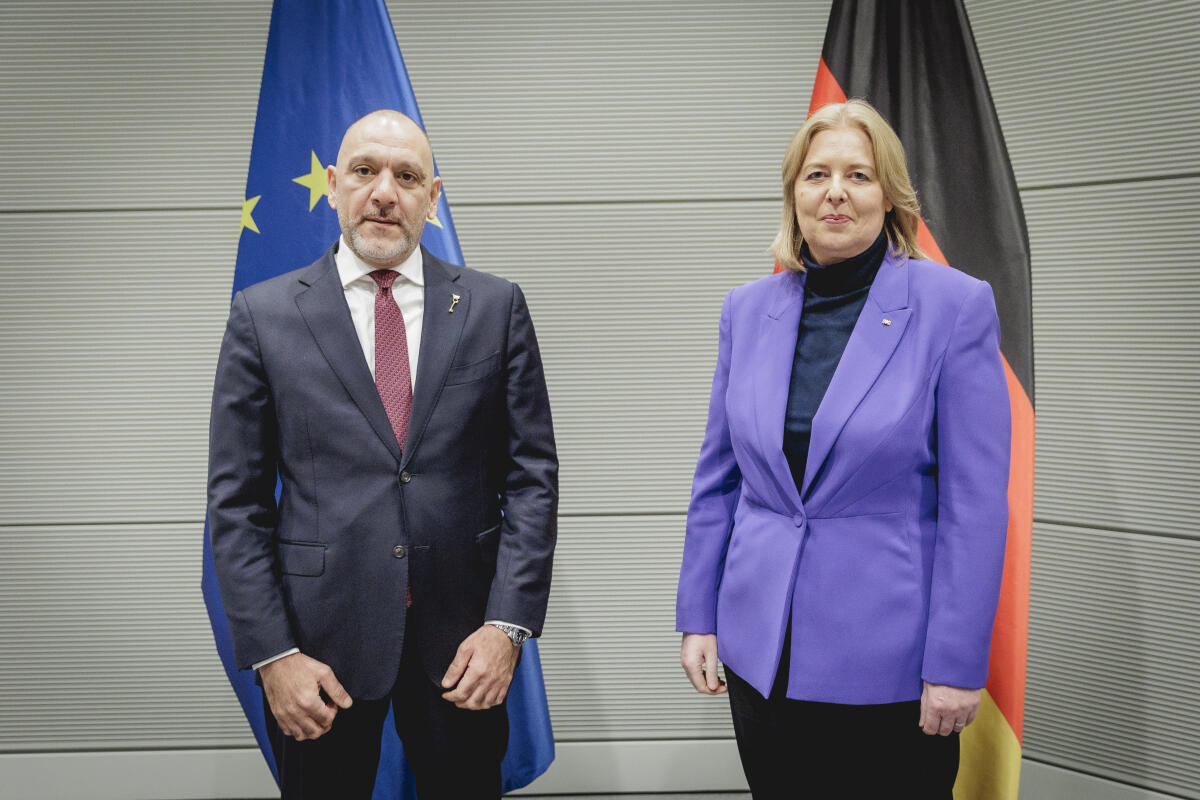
[{"left": 676, "top": 250, "right": 1010, "bottom": 704}]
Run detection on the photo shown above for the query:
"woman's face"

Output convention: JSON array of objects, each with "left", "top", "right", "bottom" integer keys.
[{"left": 793, "top": 126, "right": 892, "bottom": 265}]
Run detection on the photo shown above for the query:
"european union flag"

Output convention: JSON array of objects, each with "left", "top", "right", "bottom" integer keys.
[{"left": 201, "top": 1, "right": 555, "bottom": 795}]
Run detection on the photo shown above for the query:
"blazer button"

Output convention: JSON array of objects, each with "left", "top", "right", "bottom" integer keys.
[
  {"left": 392, "top": 545, "right": 406, "bottom": 559},
  {"left": 793, "top": 512, "right": 806, "bottom": 527},
  {"left": 399, "top": 471, "right": 412, "bottom": 484}
]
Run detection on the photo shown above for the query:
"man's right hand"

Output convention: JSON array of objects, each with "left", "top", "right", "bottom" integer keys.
[{"left": 259, "top": 653, "right": 353, "bottom": 741}]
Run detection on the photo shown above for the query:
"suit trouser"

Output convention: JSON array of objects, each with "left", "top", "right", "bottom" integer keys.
[
  {"left": 263, "top": 612, "right": 509, "bottom": 800},
  {"left": 726, "top": 626, "right": 958, "bottom": 799}
]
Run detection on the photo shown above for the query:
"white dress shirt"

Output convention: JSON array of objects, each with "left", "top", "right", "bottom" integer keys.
[
  {"left": 253, "top": 240, "right": 525, "bottom": 672},
  {"left": 335, "top": 235, "right": 424, "bottom": 388}
]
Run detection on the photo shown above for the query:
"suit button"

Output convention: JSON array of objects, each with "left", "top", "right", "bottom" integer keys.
[
  {"left": 399, "top": 471, "right": 412, "bottom": 484},
  {"left": 393, "top": 545, "right": 406, "bottom": 559},
  {"left": 793, "top": 512, "right": 806, "bottom": 527}
]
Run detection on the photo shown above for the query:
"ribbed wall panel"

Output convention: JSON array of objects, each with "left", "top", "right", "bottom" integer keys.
[
  {"left": 0, "top": 0, "right": 825, "bottom": 212},
  {"left": 0, "top": 1, "right": 269, "bottom": 212},
  {"left": 538, "top": 515, "right": 732, "bottom": 740},
  {"left": 451, "top": 201, "right": 774, "bottom": 517},
  {"left": 0, "top": 524, "right": 251, "bottom": 750},
  {"left": 968, "top": 0, "right": 1200, "bottom": 189},
  {"left": 393, "top": 1, "right": 823, "bottom": 205},
  {"left": 1022, "top": 178, "right": 1200, "bottom": 539},
  {"left": 0, "top": 212, "right": 238, "bottom": 526},
  {"left": 1026, "top": 522, "right": 1200, "bottom": 796}
]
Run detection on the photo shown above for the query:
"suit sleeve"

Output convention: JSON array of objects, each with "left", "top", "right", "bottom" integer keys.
[
  {"left": 922, "top": 280, "right": 1011, "bottom": 688},
  {"left": 676, "top": 290, "right": 742, "bottom": 634},
  {"left": 207, "top": 291, "right": 296, "bottom": 669},
  {"left": 485, "top": 283, "right": 558, "bottom": 636}
]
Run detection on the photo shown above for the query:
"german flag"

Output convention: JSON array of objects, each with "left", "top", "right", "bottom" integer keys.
[{"left": 807, "top": 2, "right": 1033, "bottom": 797}]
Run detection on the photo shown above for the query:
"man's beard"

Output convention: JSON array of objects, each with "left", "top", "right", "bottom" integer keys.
[{"left": 342, "top": 212, "right": 422, "bottom": 267}]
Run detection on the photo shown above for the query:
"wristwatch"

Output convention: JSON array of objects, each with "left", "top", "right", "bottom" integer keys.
[{"left": 488, "top": 622, "right": 530, "bottom": 648}]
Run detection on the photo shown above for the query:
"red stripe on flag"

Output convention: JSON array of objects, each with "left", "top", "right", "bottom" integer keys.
[
  {"left": 919, "top": 228, "right": 1029, "bottom": 749},
  {"left": 988, "top": 361, "right": 1033, "bottom": 742},
  {"left": 916, "top": 219, "right": 949, "bottom": 266},
  {"left": 808, "top": 56, "right": 847, "bottom": 116}
]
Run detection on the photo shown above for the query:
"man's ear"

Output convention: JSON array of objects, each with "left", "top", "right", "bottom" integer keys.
[
  {"left": 427, "top": 176, "right": 443, "bottom": 220},
  {"left": 326, "top": 165, "right": 338, "bottom": 210}
]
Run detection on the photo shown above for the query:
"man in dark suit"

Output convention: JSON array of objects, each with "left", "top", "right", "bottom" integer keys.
[{"left": 208, "top": 109, "right": 558, "bottom": 799}]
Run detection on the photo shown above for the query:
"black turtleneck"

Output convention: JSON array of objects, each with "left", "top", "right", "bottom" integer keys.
[{"left": 783, "top": 229, "right": 888, "bottom": 494}]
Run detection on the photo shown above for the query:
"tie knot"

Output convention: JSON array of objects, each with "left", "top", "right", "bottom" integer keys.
[{"left": 370, "top": 269, "right": 399, "bottom": 291}]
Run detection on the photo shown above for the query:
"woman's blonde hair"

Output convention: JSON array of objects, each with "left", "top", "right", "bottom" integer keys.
[{"left": 771, "top": 99, "right": 925, "bottom": 271}]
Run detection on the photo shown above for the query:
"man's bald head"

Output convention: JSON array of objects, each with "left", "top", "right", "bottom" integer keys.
[
  {"left": 336, "top": 110, "right": 432, "bottom": 171},
  {"left": 327, "top": 109, "right": 442, "bottom": 268}
]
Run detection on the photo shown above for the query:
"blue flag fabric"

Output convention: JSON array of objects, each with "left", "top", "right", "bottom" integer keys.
[{"left": 200, "top": 1, "right": 556, "bottom": 795}]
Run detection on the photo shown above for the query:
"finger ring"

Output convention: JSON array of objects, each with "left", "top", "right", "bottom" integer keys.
[{"left": 953, "top": 722, "right": 965, "bottom": 729}]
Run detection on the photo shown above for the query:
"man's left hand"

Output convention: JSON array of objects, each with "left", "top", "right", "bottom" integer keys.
[
  {"left": 441, "top": 625, "right": 520, "bottom": 710},
  {"left": 918, "top": 680, "right": 981, "bottom": 735}
]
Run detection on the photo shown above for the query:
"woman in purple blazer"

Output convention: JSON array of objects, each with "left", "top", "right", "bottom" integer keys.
[{"left": 675, "top": 100, "right": 1010, "bottom": 797}]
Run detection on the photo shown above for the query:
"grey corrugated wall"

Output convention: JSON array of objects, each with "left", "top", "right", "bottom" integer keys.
[{"left": 0, "top": 1, "right": 1196, "bottom": 798}]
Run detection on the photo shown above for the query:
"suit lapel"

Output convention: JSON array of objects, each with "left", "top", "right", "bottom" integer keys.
[
  {"left": 753, "top": 271, "right": 807, "bottom": 510},
  {"left": 294, "top": 248, "right": 404, "bottom": 463},
  {"left": 802, "top": 250, "right": 912, "bottom": 500},
  {"left": 402, "top": 248, "right": 467, "bottom": 468}
]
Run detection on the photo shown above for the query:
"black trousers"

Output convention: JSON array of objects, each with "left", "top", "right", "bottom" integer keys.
[
  {"left": 726, "top": 642, "right": 958, "bottom": 799},
  {"left": 263, "top": 615, "right": 509, "bottom": 800}
]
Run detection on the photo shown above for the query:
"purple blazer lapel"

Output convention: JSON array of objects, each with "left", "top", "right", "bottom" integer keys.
[
  {"left": 752, "top": 270, "right": 807, "bottom": 510},
  {"left": 294, "top": 251, "right": 404, "bottom": 463},
  {"left": 802, "top": 251, "right": 912, "bottom": 501}
]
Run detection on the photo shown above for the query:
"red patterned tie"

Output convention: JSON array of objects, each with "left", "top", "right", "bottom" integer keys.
[{"left": 369, "top": 270, "right": 413, "bottom": 449}]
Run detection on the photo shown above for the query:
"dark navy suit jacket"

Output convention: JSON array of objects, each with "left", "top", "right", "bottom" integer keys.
[{"left": 208, "top": 244, "right": 558, "bottom": 699}]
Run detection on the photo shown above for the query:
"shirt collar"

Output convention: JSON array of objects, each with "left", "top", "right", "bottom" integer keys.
[{"left": 334, "top": 236, "right": 425, "bottom": 289}]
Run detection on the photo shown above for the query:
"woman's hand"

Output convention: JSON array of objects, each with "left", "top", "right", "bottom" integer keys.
[
  {"left": 681, "top": 633, "right": 727, "bottom": 694},
  {"left": 919, "top": 680, "right": 980, "bottom": 735}
]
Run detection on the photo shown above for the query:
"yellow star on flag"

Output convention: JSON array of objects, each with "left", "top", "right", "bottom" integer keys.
[
  {"left": 293, "top": 151, "right": 330, "bottom": 210},
  {"left": 425, "top": 211, "right": 443, "bottom": 229},
  {"left": 240, "top": 195, "right": 261, "bottom": 235}
]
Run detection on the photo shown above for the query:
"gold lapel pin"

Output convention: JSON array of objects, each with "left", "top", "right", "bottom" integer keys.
[
  {"left": 448, "top": 293, "right": 461, "bottom": 313},
  {"left": 882, "top": 317, "right": 892, "bottom": 326}
]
